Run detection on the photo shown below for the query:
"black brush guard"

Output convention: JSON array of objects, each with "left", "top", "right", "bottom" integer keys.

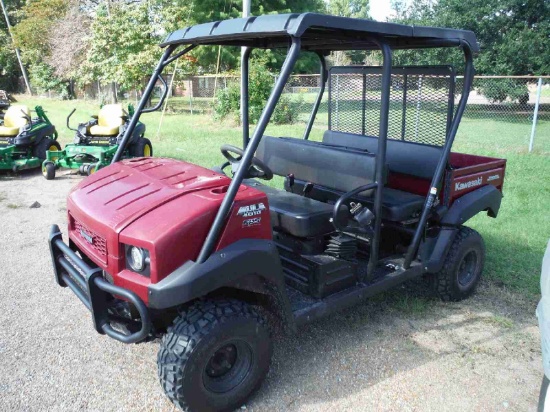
[{"left": 48, "top": 225, "right": 151, "bottom": 344}]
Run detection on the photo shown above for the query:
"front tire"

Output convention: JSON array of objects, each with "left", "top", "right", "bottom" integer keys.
[
  {"left": 42, "top": 162, "right": 56, "bottom": 180},
  {"left": 157, "top": 299, "right": 272, "bottom": 412},
  {"left": 432, "top": 226, "right": 485, "bottom": 302}
]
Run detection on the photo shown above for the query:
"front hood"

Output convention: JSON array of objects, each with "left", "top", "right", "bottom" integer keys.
[{"left": 68, "top": 157, "right": 231, "bottom": 235}]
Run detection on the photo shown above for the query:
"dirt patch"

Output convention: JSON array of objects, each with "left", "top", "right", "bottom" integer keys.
[{"left": 0, "top": 169, "right": 542, "bottom": 411}]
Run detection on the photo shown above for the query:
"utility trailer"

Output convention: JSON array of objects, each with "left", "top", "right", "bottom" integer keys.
[{"left": 47, "top": 13, "right": 506, "bottom": 412}]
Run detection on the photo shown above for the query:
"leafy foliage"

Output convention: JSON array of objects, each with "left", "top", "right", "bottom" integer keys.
[
  {"left": 10, "top": 0, "right": 69, "bottom": 95},
  {"left": 0, "top": 30, "right": 19, "bottom": 90},
  {"left": 214, "top": 59, "right": 301, "bottom": 125},
  {"left": 79, "top": 2, "right": 161, "bottom": 90},
  {"left": 391, "top": 0, "right": 549, "bottom": 101}
]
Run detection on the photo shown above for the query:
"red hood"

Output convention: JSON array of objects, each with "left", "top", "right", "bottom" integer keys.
[
  {"left": 66, "top": 157, "right": 271, "bottom": 295},
  {"left": 68, "top": 157, "right": 231, "bottom": 234}
]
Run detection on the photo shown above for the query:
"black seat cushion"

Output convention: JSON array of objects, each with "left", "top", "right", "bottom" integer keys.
[
  {"left": 245, "top": 180, "right": 335, "bottom": 238},
  {"left": 256, "top": 136, "right": 383, "bottom": 193},
  {"left": 287, "top": 179, "right": 425, "bottom": 222},
  {"left": 363, "top": 187, "right": 424, "bottom": 221},
  {"left": 323, "top": 130, "right": 442, "bottom": 180}
]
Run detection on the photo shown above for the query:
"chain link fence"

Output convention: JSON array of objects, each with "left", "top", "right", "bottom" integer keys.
[
  {"left": 24, "top": 72, "right": 549, "bottom": 151},
  {"left": 162, "top": 73, "right": 547, "bottom": 151}
]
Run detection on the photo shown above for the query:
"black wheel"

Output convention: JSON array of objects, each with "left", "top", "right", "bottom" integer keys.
[
  {"left": 539, "top": 375, "right": 549, "bottom": 412},
  {"left": 86, "top": 162, "right": 101, "bottom": 176},
  {"left": 157, "top": 299, "right": 272, "bottom": 412},
  {"left": 34, "top": 138, "right": 61, "bottom": 160},
  {"left": 129, "top": 137, "right": 153, "bottom": 157},
  {"left": 432, "top": 226, "right": 485, "bottom": 302},
  {"left": 42, "top": 162, "right": 56, "bottom": 180}
]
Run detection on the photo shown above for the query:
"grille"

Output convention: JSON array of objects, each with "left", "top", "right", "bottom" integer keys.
[
  {"left": 329, "top": 66, "right": 455, "bottom": 147},
  {"left": 73, "top": 218, "right": 107, "bottom": 257}
]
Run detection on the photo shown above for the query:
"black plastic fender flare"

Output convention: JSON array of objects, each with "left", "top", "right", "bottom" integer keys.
[
  {"left": 441, "top": 184, "right": 502, "bottom": 225},
  {"left": 424, "top": 185, "right": 502, "bottom": 272},
  {"left": 148, "top": 238, "right": 294, "bottom": 325}
]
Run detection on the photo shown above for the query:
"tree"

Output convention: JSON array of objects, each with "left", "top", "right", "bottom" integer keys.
[
  {"left": 391, "top": 0, "right": 549, "bottom": 102},
  {"left": 79, "top": 1, "right": 161, "bottom": 99},
  {"left": 326, "top": 0, "right": 370, "bottom": 65},
  {"left": 0, "top": 0, "right": 25, "bottom": 91},
  {"left": 11, "top": 0, "right": 70, "bottom": 95},
  {"left": 155, "top": 0, "right": 325, "bottom": 72}
]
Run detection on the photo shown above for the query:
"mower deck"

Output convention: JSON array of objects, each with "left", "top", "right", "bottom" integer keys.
[
  {"left": 0, "top": 145, "right": 42, "bottom": 171},
  {"left": 46, "top": 144, "right": 118, "bottom": 174}
]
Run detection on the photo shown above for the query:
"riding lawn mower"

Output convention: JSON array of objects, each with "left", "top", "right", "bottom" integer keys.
[
  {"left": 0, "top": 104, "right": 60, "bottom": 172},
  {"left": 42, "top": 103, "right": 152, "bottom": 179}
]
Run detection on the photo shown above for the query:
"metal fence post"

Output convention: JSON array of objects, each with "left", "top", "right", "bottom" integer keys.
[{"left": 529, "top": 77, "right": 543, "bottom": 152}]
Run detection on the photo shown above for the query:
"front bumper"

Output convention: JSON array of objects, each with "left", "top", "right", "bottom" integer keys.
[{"left": 48, "top": 224, "right": 151, "bottom": 343}]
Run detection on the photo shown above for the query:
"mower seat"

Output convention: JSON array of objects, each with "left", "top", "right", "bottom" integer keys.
[
  {"left": 89, "top": 104, "right": 125, "bottom": 136},
  {"left": 0, "top": 105, "right": 29, "bottom": 137},
  {"left": 245, "top": 180, "right": 335, "bottom": 238}
]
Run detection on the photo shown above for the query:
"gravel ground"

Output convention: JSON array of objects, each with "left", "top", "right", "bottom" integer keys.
[{"left": 0, "top": 169, "right": 543, "bottom": 412}]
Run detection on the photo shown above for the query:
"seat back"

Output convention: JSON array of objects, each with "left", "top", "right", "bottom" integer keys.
[
  {"left": 97, "top": 104, "right": 125, "bottom": 128},
  {"left": 256, "top": 136, "right": 381, "bottom": 193},
  {"left": 3, "top": 105, "right": 29, "bottom": 128},
  {"left": 323, "top": 130, "right": 442, "bottom": 180}
]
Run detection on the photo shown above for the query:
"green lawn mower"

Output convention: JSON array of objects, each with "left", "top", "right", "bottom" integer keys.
[
  {"left": 0, "top": 104, "right": 60, "bottom": 173},
  {"left": 42, "top": 104, "right": 152, "bottom": 180}
]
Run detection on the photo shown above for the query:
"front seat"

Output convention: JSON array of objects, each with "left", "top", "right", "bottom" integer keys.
[
  {"left": 89, "top": 104, "right": 125, "bottom": 136},
  {"left": 0, "top": 105, "right": 29, "bottom": 137}
]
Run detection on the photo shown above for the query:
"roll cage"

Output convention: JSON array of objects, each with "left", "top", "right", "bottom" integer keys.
[{"left": 112, "top": 12, "right": 477, "bottom": 277}]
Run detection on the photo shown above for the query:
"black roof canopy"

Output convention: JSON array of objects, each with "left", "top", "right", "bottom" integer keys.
[{"left": 161, "top": 13, "right": 479, "bottom": 52}]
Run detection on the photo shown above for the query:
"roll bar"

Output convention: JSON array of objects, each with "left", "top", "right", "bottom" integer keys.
[
  {"left": 403, "top": 40, "right": 474, "bottom": 269},
  {"left": 112, "top": 35, "right": 475, "bottom": 274},
  {"left": 111, "top": 44, "right": 196, "bottom": 163}
]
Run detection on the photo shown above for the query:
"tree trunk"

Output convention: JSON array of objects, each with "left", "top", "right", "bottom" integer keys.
[{"left": 111, "top": 82, "right": 117, "bottom": 103}]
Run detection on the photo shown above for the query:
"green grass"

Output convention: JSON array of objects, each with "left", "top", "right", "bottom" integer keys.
[
  {"left": 13, "top": 95, "right": 550, "bottom": 297},
  {"left": 484, "top": 315, "right": 514, "bottom": 329}
]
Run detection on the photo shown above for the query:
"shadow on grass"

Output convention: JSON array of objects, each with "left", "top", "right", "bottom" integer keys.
[{"left": 481, "top": 230, "right": 543, "bottom": 296}]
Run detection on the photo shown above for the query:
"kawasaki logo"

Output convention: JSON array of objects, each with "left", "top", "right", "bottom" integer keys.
[
  {"left": 80, "top": 229, "right": 93, "bottom": 244},
  {"left": 455, "top": 177, "right": 482, "bottom": 192},
  {"left": 237, "top": 203, "right": 266, "bottom": 217}
]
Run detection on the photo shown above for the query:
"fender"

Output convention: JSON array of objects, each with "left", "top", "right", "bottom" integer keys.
[
  {"left": 441, "top": 184, "right": 502, "bottom": 225},
  {"left": 424, "top": 185, "right": 502, "bottom": 272},
  {"left": 148, "top": 238, "right": 294, "bottom": 324}
]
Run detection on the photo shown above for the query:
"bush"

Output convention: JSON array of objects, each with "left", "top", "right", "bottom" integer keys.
[
  {"left": 477, "top": 79, "right": 529, "bottom": 104},
  {"left": 213, "top": 63, "right": 302, "bottom": 125}
]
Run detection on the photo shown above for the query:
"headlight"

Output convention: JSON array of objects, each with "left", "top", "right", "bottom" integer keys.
[{"left": 127, "top": 246, "right": 146, "bottom": 272}]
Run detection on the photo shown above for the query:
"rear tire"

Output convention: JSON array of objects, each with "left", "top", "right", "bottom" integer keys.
[
  {"left": 34, "top": 138, "right": 61, "bottom": 160},
  {"left": 129, "top": 137, "right": 153, "bottom": 157},
  {"left": 42, "top": 162, "right": 56, "bottom": 180},
  {"left": 432, "top": 226, "right": 485, "bottom": 302},
  {"left": 157, "top": 299, "right": 272, "bottom": 412}
]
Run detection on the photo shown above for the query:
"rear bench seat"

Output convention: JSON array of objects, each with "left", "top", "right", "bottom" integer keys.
[
  {"left": 245, "top": 136, "right": 427, "bottom": 238},
  {"left": 249, "top": 137, "right": 379, "bottom": 237},
  {"left": 322, "top": 130, "right": 442, "bottom": 180}
]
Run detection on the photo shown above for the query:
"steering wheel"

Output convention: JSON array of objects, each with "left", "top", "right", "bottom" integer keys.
[{"left": 220, "top": 144, "right": 273, "bottom": 180}]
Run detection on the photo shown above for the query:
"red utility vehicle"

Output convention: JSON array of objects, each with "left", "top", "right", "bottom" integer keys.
[{"left": 48, "top": 14, "right": 506, "bottom": 412}]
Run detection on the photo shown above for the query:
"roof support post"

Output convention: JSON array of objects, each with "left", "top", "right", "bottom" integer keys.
[
  {"left": 403, "top": 41, "right": 475, "bottom": 269},
  {"left": 197, "top": 38, "right": 302, "bottom": 263},
  {"left": 241, "top": 47, "right": 252, "bottom": 148},
  {"left": 303, "top": 52, "right": 327, "bottom": 140},
  {"left": 112, "top": 45, "right": 196, "bottom": 163},
  {"left": 366, "top": 40, "right": 392, "bottom": 280}
]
